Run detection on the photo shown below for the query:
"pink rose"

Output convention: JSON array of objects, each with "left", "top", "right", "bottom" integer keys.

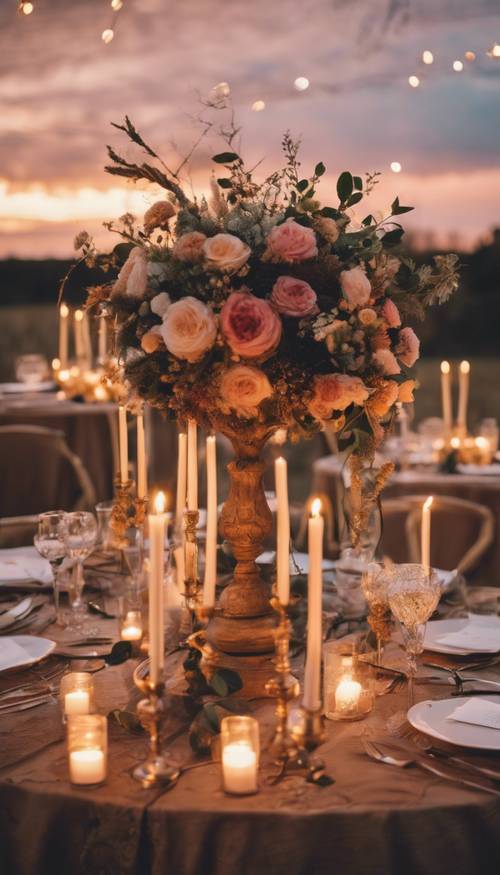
[
  {"left": 373, "top": 348, "right": 401, "bottom": 376},
  {"left": 172, "top": 231, "right": 207, "bottom": 262},
  {"left": 308, "top": 373, "right": 369, "bottom": 420},
  {"left": 203, "top": 233, "right": 250, "bottom": 273},
  {"left": 270, "top": 276, "right": 318, "bottom": 318},
  {"left": 339, "top": 266, "right": 371, "bottom": 309},
  {"left": 161, "top": 296, "right": 217, "bottom": 362},
  {"left": 381, "top": 298, "right": 401, "bottom": 328},
  {"left": 112, "top": 247, "right": 144, "bottom": 296},
  {"left": 265, "top": 218, "right": 318, "bottom": 263},
  {"left": 358, "top": 308, "right": 377, "bottom": 326},
  {"left": 141, "top": 325, "right": 163, "bottom": 354},
  {"left": 398, "top": 379, "right": 417, "bottom": 403},
  {"left": 143, "top": 201, "right": 175, "bottom": 235},
  {"left": 397, "top": 327, "right": 420, "bottom": 367},
  {"left": 220, "top": 291, "right": 281, "bottom": 360},
  {"left": 219, "top": 365, "right": 273, "bottom": 419}
]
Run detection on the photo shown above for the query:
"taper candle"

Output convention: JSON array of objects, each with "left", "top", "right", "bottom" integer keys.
[
  {"left": 187, "top": 420, "right": 198, "bottom": 512},
  {"left": 440, "top": 361, "right": 452, "bottom": 433},
  {"left": 457, "top": 360, "right": 470, "bottom": 432},
  {"left": 98, "top": 311, "right": 107, "bottom": 362},
  {"left": 203, "top": 434, "right": 218, "bottom": 608},
  {"left": 74, "top": 309, "right": 85, "bottom": 362},
  {"left": 176, "top": 432, "right": 187, "bottom": 527},
  {"left": 118, "top": 405, "right": 129, "bottom": 485},
  {"left": 59, "top": 303, "right": 69, "bottom": 369},
  {"left": 421, "top": 495, "right": 433, "bottom": 576},
  {"left": 136, "top": 411, "right": 147, "bottom": 499},
  {"left": 82, "top": 311, "right": 92, "bottom": 370},
  {"left": 274, "top": 456, "right": 290, "bottom": 606},
  {"left": 148, "top": 491, "right": 167, "bottom": 685},
  {"left": 303, "top": 498, "right": 324, "bottom": 712}
]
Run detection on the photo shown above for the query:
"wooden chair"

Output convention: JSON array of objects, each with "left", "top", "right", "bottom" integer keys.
[{"left": 381, "top": 494, "right": 495, "bottom": 576}]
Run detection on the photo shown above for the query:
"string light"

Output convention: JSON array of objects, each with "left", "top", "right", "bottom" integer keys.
[
  {"left": 491, "top": 43, "right": 500, "bottom": 58},
  {"left": 294, "top": 77, "right": 310, "bottom": 91},
  {"left": 212, "top": 82, "right": 231, "bottom": 99},
  {"left": 422, "top": 50, "right": 434, "bottom": 64},
  {"left": 19, "top": 1, "right": 34, "bottom": 13},
  {"left": 453, "top": 60, "right": 464, "bottom": 72},
  {"left": 465, "top": 51, "right": 476, "bottom": 61},
  {"left": 251, "top": 100, "right": 266, "bottom": 112},
  {"left": 390, "top": 161, "right": 402, "bottom": 173},
  {"left": 408, "top": 75, "right": 420, "bottom": 88},
  {"left": 111, "top": 0, "right": 123, "bottom": 9},
  {"left": 101, "top": 28, "right": 114, "bottom": 44}
]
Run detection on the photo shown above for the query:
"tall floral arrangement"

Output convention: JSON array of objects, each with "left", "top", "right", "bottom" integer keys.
[{"left": 79, "top": 115, "right": 459, "bottom": 457}]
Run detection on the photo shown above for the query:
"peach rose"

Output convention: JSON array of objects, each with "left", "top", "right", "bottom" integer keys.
[
  {"left": 219, "top": 365, "right": 273, "bottom": 419},
  {"left": 220, "top": 291, "right": 281, "bottom": 360},
  {"left": 203, "top": 233, "right": 250, "bottom": 273},
  {"left": 112, "top": 247, "right": 144, "bottom": 296},
  {"left": 315, "top": 216, "right": 340, "bottom": 244},
  {"left": 150, "top": 292, "right": 171, "bottom": 318},
  {"left": 265, "top": 218, "right": 318, "bottom": 263},
  {"left": 358, "top": 308, "right": 377, "bottom": 326},
  {"left": 381, "top": 298, "right": 401, "bottom": 328},
  {"left": 144, "top": 201, "right": 175, "bottom": 235},
  {"left": 161, "top": 296, "right": 217, "bottom": 362},
  {"left": 173, "top": 231, "right": 207, "bottom": 262},
  {"left": 270, "top": 276, "right": 318, "bottom": 318},
  {"left": 398, "top": 379, "right": 417, "bottom": 403},
  {"left": 373, "top": 348, "right": 401, "bottom": 375},
  {"left": 308, "top": 373, "right": 369, "bottom": 420},
  {"left": 141, "top": 325, "right": 163, "bottom": 354},
  {"left": 340, "top": 266, "right": 371, "bottom": 309},
  {"left": 367, "top": 380, "right": 399, "bottom": 417},
  {"left": 126, "top": 251, "right": 149, "bottom": 299},
  {"left": 397, "top": 327, "right": 420, "bottom": 367}
]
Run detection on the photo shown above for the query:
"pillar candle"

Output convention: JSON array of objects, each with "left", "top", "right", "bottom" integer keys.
[
  {"left": 98, "top": 312, "right": 107, "bottom": 362},
  {"left": 82, "top": 311, "right": 92, "bottom": 370},
  {"left": 440, "top": 361, "right": 452, "bottom": 433},
  {"left": 303, "top": 498, "right": 324, "bottom": 712},
  {"left": 274, "top": 456, "right": 290, "bottom": 606},
  {"left": 64, "top": 690, "right": 90, "bottom": 716},
  {"left": 187, "top": 419, "right": 198, "bottom": 511},
  {"left": 203, "top": 435, "right": 218, "bottom": 608},
  {"left": 457, "top": 360, "right": 470, "bottom": 432},
  {"left": 148, "top": 491, "right": 167, "bottom": 686},
  {"left": 222, "top": 743, "right": 258, "bottom": 795},
  {"left": 136, "top": 411, "right": 147, "bottom": 499},
  {"left": 421, "top": 495, "right": 433, "bottom": 576},
  {"left": 59, "top": 303, "right": 69, "bottom": 369},
  {"left": 176, "top": 432, "right": 187, "bottom": 528},
  {"left": 74, "top": 309, "right": 85, "bottom": 362},
  {"left": 118, "top": 405, "right": 129, "bottom": 485},
  {"left": 69, "top": 749, "right": 106, "bottom": 785}
]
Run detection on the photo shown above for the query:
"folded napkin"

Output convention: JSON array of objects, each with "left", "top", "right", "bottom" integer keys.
[
  {"left": 436, "top": 616, "right": 500, "bottom": 652},
  {"left": 0, "top": 638, "right": 33, "bottom": 671},
  {"left": 0, "top": 548, "right": 53, "bottom": 585},
  {"left": 447, "top": 698, "right": 500, "bottom": 731}
]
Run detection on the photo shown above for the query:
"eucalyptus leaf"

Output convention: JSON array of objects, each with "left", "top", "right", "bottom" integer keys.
[
  {"left": 297, "top": 179, "right": 309, "bottom": 192},
  {"left": 353, "top": 175, "right": 363, "bottom": 191},
  {"left": 212, "top": 152, "right": 240, "bottom": 164},
  {"left": 346, "top": 192, "right": 363, "bottom": 207},
  {"left": 314, "top": 162, "right": 326, "bottom": 177},
  {"left": 217, "top": 178, "right": 233, "bottom": 189},
  {"left": 105, "top": 640, "right": 132, "bottom": 665},
  {"left": 336, "top": 171, "right": 353, "bottom": 203}
]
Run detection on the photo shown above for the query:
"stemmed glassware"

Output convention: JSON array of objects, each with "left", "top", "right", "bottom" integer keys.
[
  {"left": 34, "top": 511, "right": 67, "bottom": 625},
  {"left": 61, "top": 512, "right": 98, "bottom": 620},
  {"left": 361, "top": 564, "right": 392, "bottom": 665},
  {"left": 383, "top": 563, "right": 440, "bottom": 707}
]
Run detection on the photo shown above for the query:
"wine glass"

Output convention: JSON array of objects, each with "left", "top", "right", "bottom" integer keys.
[
  {"left": 384, "top": 563, "right": 440, "bottom": 707},
  {"left": 61, "top": 512, "right": 98, "bottom": 619},
  {"left": 361, "top": 564, "right": 392, "bottom": 665},
  {"left": 122, "top": 527, "right": 144, "bottom": 590},
  {"left": 15, "top": 354, "right": 49, "bottom": 386},
  {"left": 34, "top": 511, "right": 67, "bottom": 625}
]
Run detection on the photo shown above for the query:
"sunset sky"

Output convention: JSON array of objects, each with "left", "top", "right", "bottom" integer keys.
[{"left": 2, "top": 0, "right": 499, "bottom": 257}]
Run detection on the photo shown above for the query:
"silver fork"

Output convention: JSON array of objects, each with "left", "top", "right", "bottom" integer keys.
[{"left": 363, "top": 739, "right": 500, "bottom": 797}]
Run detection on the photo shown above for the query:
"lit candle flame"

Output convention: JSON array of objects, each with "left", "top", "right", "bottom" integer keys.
[
  {"left": 460, "top": 360, "right": 470, "bottom": 374},
  {"left": 423, "top": 495, "right": 433, "bottom": 512},
  {"left": 311, "top": 497, "right": 322, "bottom": 517},
  {"left": 52, "top": 357, "right": 60, "bottom": 370},
  {"left": 154, "top": 491, "right": 166, "bottom": 514},
  {"left": 74, "top": 309, "right": 84, "bottom": 322},
  {"left": 440, "top": 360, "right": 450, "bottom": 374},
  {"left": 60, "top": 303, "right": 69, "bottom": 318},
  {"left": 450, "top": 436, "right": 461, "bottom": 449}
]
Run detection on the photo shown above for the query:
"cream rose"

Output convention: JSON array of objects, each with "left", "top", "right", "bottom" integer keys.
[
  {"left": 314, "top": 216, "right": 340, "bottom": 244},
  {"left": 264, "top": 218, "right": 318, "bottom": 263},
  {"left": 397, "top": 327, "right": 420, "bottom": 368},
  {"left": 203, "top": 233, "right": 251, "bottom": 273},
  {"left": 340, "top": 266, "right": 372, "bottom": 309},
  {"left": 373, "top": 348, "right": 401, "bottom": 376},
  {"left": 308, "top": 373, "right": 369, "bottom": 420},
  {"left": 112, "top": 247, "right": 144, "bottom": 296},
  {"left": 270, "top": 276, "right": 318, "bottom": 318},
  {"left": 219, "top": 365, "right": 273, "bottom": 419},
  {"left": 150, "top": 292, "right": 171, "bottom": 318},
  {"left": 141, "top": 325, "right": 163, "bottom": 354},
  {"left": 173, "top": 231, "right": 207, "bottom": 262},
  {"left": 220, "top": 291, "right": 282, "bottom": 360},
  {"left": 161, "top": 296, "right": 217, "bottom": 362}
]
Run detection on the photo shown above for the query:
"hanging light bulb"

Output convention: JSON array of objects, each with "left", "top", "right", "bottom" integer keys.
[
  {"left": 294, "top": 76, "right": 310, "bottom": 91},
  {"left": 102, "top": 28, "right": 114, "bottom": 44},
  {"left": 408, "top": 75, "right": 420, "bottom": 88},
  {"left": 111, "top": 0, "right": 123, "bottom": 9},
  {"left": 422, "top": 50, "right": 434, "bottom": 65},
  {"left": 212, "top": 82, "right": 231, "bottom": 100},
  {"left": 492, "top": 43, "right": 500, "bottom": 58},
  {"left": 390, "top": 161, "right": 402, "bottom": 173},
  {"left": 453, "top": 60, "right": 464, "bottom": 72},
  {"left": 251, "top": 100, "right": 266, "bottom": 112},
  {"left": 19, "top": 1, "right": 34, "bottom": 14}
]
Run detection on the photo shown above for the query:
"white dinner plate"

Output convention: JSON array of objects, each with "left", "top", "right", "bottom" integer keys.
[
  {"left": 0, "top": 381, "right": 55, "bottom": 394},
  {"left": 0, "top": 635, "right": 55, "bottom": 672},
  {"left": 424, "top": 617, "right": 500, "bottom": 656},
  {"left": 408, "top": 696, "right": 500, "bottom": 751}
]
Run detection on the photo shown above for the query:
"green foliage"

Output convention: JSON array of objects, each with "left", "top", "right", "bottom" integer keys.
[
  {"left": 212, "top": 152, "right": 240, "bottom": 164},
  {"left": 336, "top": 171, "right": 354, "bottom": 204}
]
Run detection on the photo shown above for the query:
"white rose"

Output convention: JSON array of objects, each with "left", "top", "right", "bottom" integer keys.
[
  {"left": 112, "top": 247, "right": 144, "bottom": 295},
  {"left": 219, "top": 365, "right": 273, "bottom": 419},
  {"left": 150, "top": 292, "right": 171, "bottom": 318},
  {"left": 126, "top": 251, "right": 149, "bottom": 299},
  {"left": 161, "top": 296, "right": 217, "bottom": 362},
  {"left": 339, "top": 266, "right": 371, "bottom": 309},
  {"left": 203, "top": 233, "right": 251, "bottom": 273}
]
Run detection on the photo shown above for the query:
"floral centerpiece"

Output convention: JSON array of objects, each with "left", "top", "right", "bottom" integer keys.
[{"left": 76, "top": 113, "right": 459, "bottom": 694}]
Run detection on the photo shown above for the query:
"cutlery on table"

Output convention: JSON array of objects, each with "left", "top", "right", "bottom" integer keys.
[
  {"left": 88, "top": 601, "right": 118, "bottom": 620},
  {"left": 363, "top": 739, "right": 500, "bottom": 798},
  {"left": 0, "top": 693, "right": 53, "bottom": 714},
  {"left": 60, "top": 637, "right": 113, "bottom": 647},
  {"left": 413, "top": 740, "right": 500, "bottom": 783},
  {"left": 0, "top": 597, "right": 33, "bottom": 629}
]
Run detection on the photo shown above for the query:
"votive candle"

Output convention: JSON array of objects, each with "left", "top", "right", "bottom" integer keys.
[{"left": 67, "top": 714, "right": 107, "bottom": 787}]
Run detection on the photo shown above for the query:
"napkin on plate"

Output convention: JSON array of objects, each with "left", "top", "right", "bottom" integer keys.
[
  {"left": 0, "top": 638, "right": 33, "bottom": 671},
  {"left": 447, "top": 698, "right": 500, "bottom": 731},
  {"left": 435, "top": 615, "right": 500, "bottom": 652},
  {"left": 0, "top": 549, "right": 53, "bottom": 585}
]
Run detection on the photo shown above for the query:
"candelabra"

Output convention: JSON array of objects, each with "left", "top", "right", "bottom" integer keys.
[
  {"left": 183, "top": 509, "right": 202, "bottom": 616},
  {"left": 110, "top": 477, "right": 148, "bottom": 549},
  {"left": 132, "top": 661, "right": 180, "bottom": 788}
]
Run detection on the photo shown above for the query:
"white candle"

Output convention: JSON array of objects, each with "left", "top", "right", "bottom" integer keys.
[
  {"left": 148, "top": 491, "right": 167, "bottom": 685},
  {"left": 187, "top": 420, "right": 198, "bottom": 511},
  {"left": 176, "top": 432, "right": 187, "bottom": 528},
  {"left": 59, "top": 303, "right": 69, "bottom": 369},
  {"left": 136, "top": 412, "right": 147, "bottom": 499},
  {"left": 335, "top": 676, "right": 362, "bottom": 713},
  {"left": 222, "top": 742, "right": 258, "bottom": 795},
  {"left": 74, "top": 309, "right": 85, "bottom": 362},
  {"left": 274, "top": 456, "right": 290, "bottom": 606},
  {"left": 440, "top": 361, "right": 452, "bottom": 433},
  {"left": 82, "top": 311, "right": 92, "bottom": 370},
  {"left": 69, "top": 749, "right": 106, "bottom": 785},
  {"left": 421, "top": 495, "right": 433, "bottom": 576},
  {"left": 303, "top": 498, "right": 324, "bottom": 712},
  {"left": 98, "top": 312, "right": 107, "bottom": 362},
  {"left": 457, "top": 360, "right": 470, "bottom": 432},
  {"left": 118, "top": 405, "right": 129, "bottom": 485},
  {"left": 203, "top": 434, "right": 218, "bottom": 608},
  {"left": 64, "top": 690, "right": 90, "bottom": 716}
]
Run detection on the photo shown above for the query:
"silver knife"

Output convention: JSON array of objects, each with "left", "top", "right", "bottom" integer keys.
[{"left": 414, "top": 754, "right": 500, "bottom": 797}]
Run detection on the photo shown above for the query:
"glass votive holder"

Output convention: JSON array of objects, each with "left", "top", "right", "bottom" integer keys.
[
  {"left": 220, "top": 715, "right": 259, "bottom": 796},
  {"left": 120, "top": 609, "right": 143, "bottom": 644},
  {"left": 60, "top": 672, "right": 95, "bottom": 722},
  {"left": 323, "top": 641, "right": 374, "bottom": 722},
  {"left": 67, "top": 714, "right": 107, "bottom": 787}
]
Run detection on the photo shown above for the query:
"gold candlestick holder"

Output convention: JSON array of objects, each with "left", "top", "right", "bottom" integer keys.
[
  {"left": 290, "top": 705, "right": 327, "bottom": 752},
  {"left": 132, "top": 660, "right": 180, "bottom": 788},
  {"left": 134, "top": 496, "right": 148, "bottom": 530},
  {"left": 265, "top": 597, "right": 300, "bottom": 761},
  {"left": 110, "top": 476, "right": 135, "bottom": 547},
  {"left": 183, "top": 509, "right": 202, "bottom": 614}
]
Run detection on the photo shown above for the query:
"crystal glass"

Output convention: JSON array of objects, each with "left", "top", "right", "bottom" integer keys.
[
  {"left": 61, "top": 512, "right": 98, "bottom": 616},
  {"left": 478, "top": 418, "right": 499, "bottom": 456},
  {"left": 122, "top": 526, "right": 144, "bottom": 586},
  {"left": 220, "top": 715, "right": 259, "bottom": 795},
  {"left": 385, "top": 563, "right": 440, "bottom": 706},
  {"left": 60, "top": 672, "right": 94, "bottom": 722},
  {"left": 15, "top": 353, "right": 49, "bottom": 385},
  {"left": 34, "top": 511, "right": 67, "bottom": 625},
  {"left": 95, "top": 500, "right": 116, "bottom": 554},
  {"left": 67, "top": 714, "right": 107, "bottom": 787},
  {"left": 361, "top": 564, "right": 392, "bottom": 664}
]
